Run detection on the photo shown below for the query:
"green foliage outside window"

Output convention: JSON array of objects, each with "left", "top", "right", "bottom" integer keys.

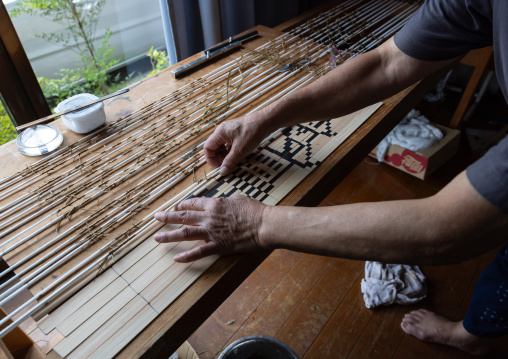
[
  {"left": 0, "top": 105, "right": 17, "bottom": 146},
  {"left": 11, "top": 0, "right": 119, "bottom": 104},
  {"left": 147, "top": 46, "right": 170, "bottom": 75}
]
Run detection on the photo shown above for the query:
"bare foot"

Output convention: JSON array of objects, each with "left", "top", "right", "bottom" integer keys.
[{"left": 401, "top": 309, "right": 491, "bottom": 356}]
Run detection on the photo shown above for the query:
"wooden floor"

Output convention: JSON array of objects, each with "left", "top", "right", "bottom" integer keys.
[{"left": 187, "top": 102, "right": 508, "bottom": 358}]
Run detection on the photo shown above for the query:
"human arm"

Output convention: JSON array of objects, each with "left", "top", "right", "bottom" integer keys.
[
  {"left": 259, "top": 171, "right": 508, "bottom": 265},
  {"left": 154, "top": 171, "right": 508, "bottom": 265},
  {"left": 205, "top": 37, "right": 459, "bottom": 175}
]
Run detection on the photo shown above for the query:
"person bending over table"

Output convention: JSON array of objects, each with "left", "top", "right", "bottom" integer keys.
[{"left": 154, "top": 1, "right": 508, "bottom": 355}]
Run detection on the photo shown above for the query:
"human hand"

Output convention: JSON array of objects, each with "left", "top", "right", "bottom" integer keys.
[
  {"left": 204, "top": 113, "right": 269, "bottom": 176},
  {"left": 154, "top": 195, "right": 268, "bottom": 262}
]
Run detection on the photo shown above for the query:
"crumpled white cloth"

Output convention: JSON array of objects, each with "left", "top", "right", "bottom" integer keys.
[
  {"left": 361, "top": 261, "right": 427, "bottom": 309},
  {"left": 376, "top": 110, "right": 443, "bottom": 162}
]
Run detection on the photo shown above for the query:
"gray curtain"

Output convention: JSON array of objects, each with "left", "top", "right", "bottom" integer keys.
[{"left": 166, "top": 0, "right": 329, "bottom": 62}]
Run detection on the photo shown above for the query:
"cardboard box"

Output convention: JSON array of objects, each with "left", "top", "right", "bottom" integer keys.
[{"left": 369, "top": 124, "right": 461, "bottom": 180}]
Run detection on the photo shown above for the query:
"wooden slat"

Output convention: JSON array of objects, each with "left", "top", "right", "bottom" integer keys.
[
  {"left": 275, "top": 258, "right": 364, "bottom": 358},
  {"left": 53, "top": 287, "right": 142, "bottom": 357},
  {"left": 35, "top": 222, "right": 170, "bottom": 328},
  {"left": 349, "top": 161, "right": 401, "bottom": 203},
  {"left": 65, "top": 296, "right": 156, "bottom": 359},
  {"left": 321, "top": 160, "right": 377, "bottom": 206},
  {"left": 226, "top": 254, "right": 334, "bottom": 343},
  {"left": 37, "top": 270, "right": 118, "bottom": 335},
  {"left": 304, "top": 279, "right": 372, "bottom": 358},
  {"left": 74, "top": 257, "right": 218, "bottom": 358},
  {"left": 51, "top": 242, "right": 197, "bottom": 338},
  {"left": 187, "top": 249, "right": 304, "bottom": 359}
]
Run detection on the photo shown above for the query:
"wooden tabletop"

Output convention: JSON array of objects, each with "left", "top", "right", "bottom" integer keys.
[{"left": 0, "top": 3, "right": 451, "bottom": 358}]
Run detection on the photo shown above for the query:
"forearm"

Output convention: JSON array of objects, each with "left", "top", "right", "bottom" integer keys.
[
  {"left": 258, "top": 47, "right": 392, "bottom": 131},
  {"left": 260, "top": 172, "right": 508, "bottom": 265},
  {"left": 255, "top": 38, "right": 457, "bottom": 133},
  {"left": 202, "top": 38, "right": 458, "bottom": 174},
  {"left": 262, "top": 200, "right": 434, "bottom": 263}
]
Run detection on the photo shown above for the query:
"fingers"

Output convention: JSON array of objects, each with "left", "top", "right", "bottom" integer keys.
[
  {"left": 155, "top": 209, "right": 203, "bottom": 225},
  {"left": 203, "top": 122, "right": 252, "bottom": 176},
  {"left": 154, "top": 198, "right": 212, "bottom": 225},
  {"left": 219, "top": 142, "right": 244, "bottom": 176},
  {"left": 174, "top": 242, "right": 219, "bottom": 262},
  {"left": 204, "top": 136, "right": 239, "bottom": 175},
  {"left": 175, "top": 197, "right": 207, "bottom": 211},
  {"left": 154, "top": 225, "right": 209, "bottom": 243},
  {"left": 204, "top": 130, "right": 229, "bottom": 169},
  {"left": 203, "top": 143, "right": 227, "bottom": 169}
]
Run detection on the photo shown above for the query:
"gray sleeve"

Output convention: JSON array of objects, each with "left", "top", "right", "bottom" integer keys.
[
  {"left": 394, "top": 0, "right": 493, "bottom": 61},
  {"left": 467, "top": 136, "right": 508, "bottom": 214}
]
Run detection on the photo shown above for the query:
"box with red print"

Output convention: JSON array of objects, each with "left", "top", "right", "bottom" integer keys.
[{"left": 369, "top": 124, "right": 461, "bottom": 180}]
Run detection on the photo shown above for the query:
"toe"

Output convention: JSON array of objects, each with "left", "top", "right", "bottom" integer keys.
[
  {"left": 412, "top": 309, "right": 427, "bottom": 319},
  {"left": 401, "top": 318, "right": 416, "bottom": 326},
  {"left": 401, "top": 321, "right": 416, "bottom": 335},
  {"left": 405, "top": 310, "right": 422, "bottom": 321}
]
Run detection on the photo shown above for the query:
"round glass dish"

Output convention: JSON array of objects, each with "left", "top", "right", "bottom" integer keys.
[{"left": 16, "top": 124, "right": 63, "bottom": 156}]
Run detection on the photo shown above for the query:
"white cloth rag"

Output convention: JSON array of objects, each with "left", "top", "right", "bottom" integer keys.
[
  {"left": 361, "top": 261, "right": 427, "bottom": 309},
  {"left": 376, "top": 109, "right": 443, "bottom": 162}
]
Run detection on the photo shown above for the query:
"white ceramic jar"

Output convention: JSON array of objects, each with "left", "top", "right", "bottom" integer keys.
[{"left": 55, "top": 93, "right": 106, "bottom": 134}]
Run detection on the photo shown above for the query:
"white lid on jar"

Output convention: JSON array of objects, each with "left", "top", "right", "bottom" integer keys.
[{"left": 55, "top": 93, "right": 103, "bottom": 121}]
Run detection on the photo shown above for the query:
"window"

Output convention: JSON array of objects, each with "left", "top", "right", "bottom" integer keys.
[{"left": 0, "top": 0, "right": 168, "bottom": 132}]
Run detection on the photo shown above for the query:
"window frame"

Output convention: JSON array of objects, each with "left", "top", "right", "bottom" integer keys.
[{"left": 0, "top": 2, "right": 50, "bottom": 127}]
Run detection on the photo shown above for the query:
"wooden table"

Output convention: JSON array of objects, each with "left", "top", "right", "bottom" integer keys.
[{"left": 0, "top": 4, "right": 451, "bottom": 358}]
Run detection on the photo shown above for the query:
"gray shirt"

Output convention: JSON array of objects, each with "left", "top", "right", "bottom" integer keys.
[{"left": 394, "top": 0, "right": 508, "bottom": 213}]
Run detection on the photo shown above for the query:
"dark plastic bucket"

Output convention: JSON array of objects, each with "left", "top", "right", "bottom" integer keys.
[{"left": 218, "top": 335, "right": 299, "bottom": 359}]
